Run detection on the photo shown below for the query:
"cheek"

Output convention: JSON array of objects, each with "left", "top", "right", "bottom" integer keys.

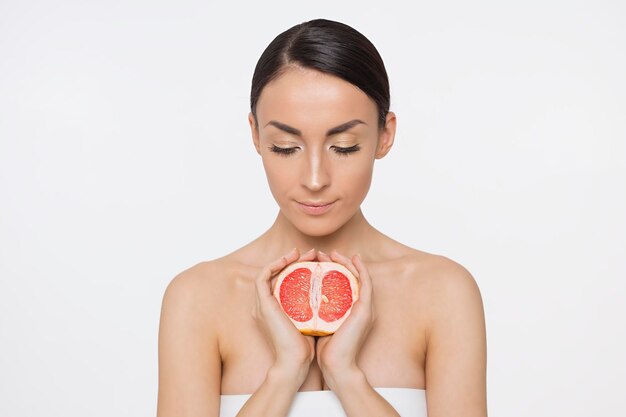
[
  {"left": 337, "top": 160, "right": 374, "bottom": 201},
  {"left": 262, "top": 158, "right": 293, "bottom": 194}
]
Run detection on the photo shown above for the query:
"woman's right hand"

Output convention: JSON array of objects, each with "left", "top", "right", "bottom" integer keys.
[{"left": 252, "top": 247, "right": 316, "bottom": 386}]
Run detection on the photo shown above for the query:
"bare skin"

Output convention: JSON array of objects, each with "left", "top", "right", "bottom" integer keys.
[
  {"left": 157, "top": 66, "right": 487, "bottom": 417},
  {"left": 219, "top": 214, "right": 432, "bottom": 391}
]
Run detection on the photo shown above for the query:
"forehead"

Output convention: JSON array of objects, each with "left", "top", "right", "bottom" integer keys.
[{"left": 255, "top": 66, "right": 378, "bottom": 132}]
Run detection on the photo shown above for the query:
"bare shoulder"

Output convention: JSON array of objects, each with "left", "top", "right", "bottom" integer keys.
[
  {"left": 157, "top": 256, "right": 254, "bottom": 415},
  {"left": 157, "top": 260, "right": 228, "bottom": 416},
  {"left": 395, "top": 248, "right": 481, "bottom": 298},
  {"left": 161, "top": 255, "right": 252, "bottom": 316},
  {"left": 398, "top": 250, "right": 487, "bottom": 415},
  {"left": 385, "top": 247, "right": 484, "bottom": 326},
  {"left": 162, "top": 260, "right": 221, "bottom": 314},
  {"left": 416, "top": 252, "right": 481, "bottom": 299},
  {"left": 160, "top": 252, "right": 260, "bottom": 332},
  {"left": 159, "top": 259, "right": 233, "bottom": 359},
  {"left": 163, "top": 253, "right": 261, "bottom": 325}
]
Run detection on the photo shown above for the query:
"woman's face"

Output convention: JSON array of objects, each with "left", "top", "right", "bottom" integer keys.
[{"left": 248, "top": 66, "right": 396, "bottom": 237}]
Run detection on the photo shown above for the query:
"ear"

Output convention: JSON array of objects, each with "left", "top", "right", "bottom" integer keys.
[
  {"left": 375, "top": 111, "right": 397, "bottom": 159},
  {"left": 248, "top": 112, "right": 261, "bottom": 155}
]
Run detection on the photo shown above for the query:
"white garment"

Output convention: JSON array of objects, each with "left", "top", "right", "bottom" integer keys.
[{"left": 219, "top": 387, "right": 427, "bottom": 417}]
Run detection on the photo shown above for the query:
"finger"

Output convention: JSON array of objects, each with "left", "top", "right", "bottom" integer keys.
[
  {"left": 268, "top": 248, "right": 300, "bottom": 274},
  {"left": 352, "top": 253, "right": 373, "bottom": 303},
  {"left": 329, "top": 249, "right": 359, "bottom": 278},
  {"left": 298, "top": 248, "right": 317, "bottom": 262},
  {"left": 317, "top": 250, "right": 332, "bottom": 262},
  {"left": 256, "top": 248, "right": 299, "bottom": 297}
]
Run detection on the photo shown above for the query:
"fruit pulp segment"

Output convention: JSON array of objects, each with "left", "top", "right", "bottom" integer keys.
[
  {"left": 319, "top": 270, "right": 353, "bottom": 322},
  {"left": 279, "top": 267, "right": 313, "bottom": 322}
]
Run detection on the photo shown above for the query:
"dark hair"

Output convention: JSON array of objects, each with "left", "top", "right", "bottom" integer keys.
[{"left": 250, "top": 18, "right": 390, "bottom": 129}]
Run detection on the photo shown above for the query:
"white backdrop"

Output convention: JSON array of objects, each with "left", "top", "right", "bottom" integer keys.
[{"left": 1, "top": 1, "right": 625, "bottom": 416}]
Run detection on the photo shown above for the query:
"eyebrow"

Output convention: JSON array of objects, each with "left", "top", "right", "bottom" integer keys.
[{"left": 264, "top": 119, "right": 366, "bottom": 137}]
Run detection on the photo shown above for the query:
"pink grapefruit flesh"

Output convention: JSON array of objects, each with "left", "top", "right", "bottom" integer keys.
[
  {"left": 278, "top": 267, "right": 313, "bottom": 322},
  {"left": 273, "top": 261, "right": 359, "bottom": 336}
]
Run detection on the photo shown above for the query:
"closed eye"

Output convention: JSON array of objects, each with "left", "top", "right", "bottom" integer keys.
[
  {"left": 268, "top": 144, "right": 360, "bottom": 157},
  {"left": 269, "top": 145, "right": 298, "bottom": 156},
  {"left": 331, "top": 144, "right": 360, "bottom": 155}
]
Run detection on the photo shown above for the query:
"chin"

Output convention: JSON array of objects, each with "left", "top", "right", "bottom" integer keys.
[
  {"left": 277, "top": 197, "right": 362, "bottom": 237},
  {"left": 298, "top": 222, "right": 339, "bottom": 237},
  {"left": 281, "top": 212, "right": 342, "bottom": 237}
]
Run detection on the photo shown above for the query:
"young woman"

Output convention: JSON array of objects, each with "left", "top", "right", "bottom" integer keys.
[{"left": 157, "top": 19, "right": 487, "bottom": 417}]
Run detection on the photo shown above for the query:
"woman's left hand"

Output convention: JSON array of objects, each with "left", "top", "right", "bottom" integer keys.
[{"left": 315, "top": 250, "right": 376, "bottom": 390}]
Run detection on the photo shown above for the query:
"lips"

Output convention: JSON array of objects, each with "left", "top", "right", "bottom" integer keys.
[
  {"left": 296, "top": 200, "right": 336, "bottom": 215},
  {"left": 300, "top": 201, "right": 334, "bottom": 207}
]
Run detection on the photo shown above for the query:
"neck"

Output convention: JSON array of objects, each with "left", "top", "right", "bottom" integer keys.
[{"left": 261, "top": 209, "right": 377, "bottom": 259}]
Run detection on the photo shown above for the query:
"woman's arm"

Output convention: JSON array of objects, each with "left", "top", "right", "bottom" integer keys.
[
  {"left": 233, "top": 365, "right": 308, "bottom": 417},
  {"left": 235, "top": 249, "right": 317, "bottom": 416},
  {"left": 157, "top": 267, "right": 222, "bottom": 417},
  {"left": 327, "top": 261, "right": 489, "bottom": 417},
  {"left": 158, "top": 250, "right": 317, "bottom": 417},
  {"left": 326, "top": 368, "right": 402, "bottom": 417},
  {"left": 424, "top": 259, "right": 488, "bottom": 417},
  {"left": 315, "top": 251, "right": 401, "bottom": 417}
]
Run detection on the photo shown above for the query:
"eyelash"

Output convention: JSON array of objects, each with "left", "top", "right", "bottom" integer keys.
[{"left": 269, "top": 144, "right": 361, "bottom": 157}]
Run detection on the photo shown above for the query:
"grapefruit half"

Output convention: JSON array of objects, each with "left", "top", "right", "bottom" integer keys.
[{"left": 272, "top": 261, "right": 359, "bottom": 336}]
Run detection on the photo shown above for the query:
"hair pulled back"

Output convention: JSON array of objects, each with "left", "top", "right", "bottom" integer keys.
[{"left": 250, "top": 18, "right": 390, "bottom": 129}]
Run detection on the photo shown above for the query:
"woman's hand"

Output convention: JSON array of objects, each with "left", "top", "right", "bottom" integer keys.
[
  {"left": 252, "top": 248, "right": 317, "bottom": 386},
  {"left": 315, "top": 250, "right": 376, "bottom": 390}
]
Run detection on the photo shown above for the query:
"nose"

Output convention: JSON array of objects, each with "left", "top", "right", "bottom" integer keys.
[{"left": 301, "top": 148, "right": 330, "bottom": 192}]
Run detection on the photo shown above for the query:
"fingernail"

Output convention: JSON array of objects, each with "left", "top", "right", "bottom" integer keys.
[{"left": 318, "top": 250, "right": 327, "bottom": 255}]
